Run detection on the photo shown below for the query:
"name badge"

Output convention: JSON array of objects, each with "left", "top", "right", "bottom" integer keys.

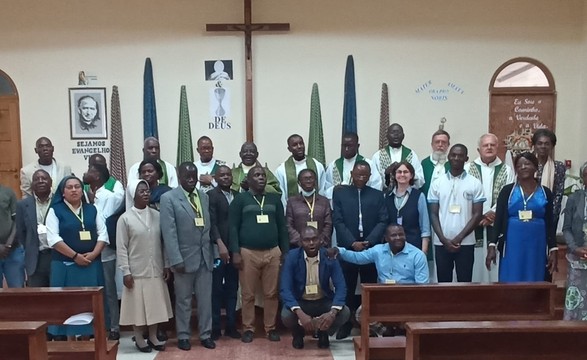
[
  {"left": 449, "top": 204, "right": 461, "bottom": 214},
  {"left": 305, "top": 284, "right": 318, "bottom": 294},
  {"left": 256, "top": 215, "right": 269, "bottom": 224},
  {"left": 307, "top": 221, "right": 318, "bottom": 229},
  {"left": 397, "top": 217, "right": 403, "bottom": 226},
  {"left": 384, "top": 279, "right": 396, "bottom": 285},
  {"left": 194, "top": 218, "right": 205, "bottom": 227},
  {"left": 79, "top": 231, "right": 92, "bottom": 241},
  {"left": 518, "top": 210, "right": 533, "bottom": 221},
  {"left": 37, "top": 224, "right": 47, "bottom": 235}
]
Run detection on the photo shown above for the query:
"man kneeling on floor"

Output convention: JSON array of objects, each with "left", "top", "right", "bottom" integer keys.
[
  {"left": 328, "top": 224, "right": 429, "bottom": 336},
  {"left": 280, "top": 226, "right": 350, "bottom": 349}
]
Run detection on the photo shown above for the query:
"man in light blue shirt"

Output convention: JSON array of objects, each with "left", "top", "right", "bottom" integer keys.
[{"left": 329, "top": 224, "right": 429, "bottom": 284}]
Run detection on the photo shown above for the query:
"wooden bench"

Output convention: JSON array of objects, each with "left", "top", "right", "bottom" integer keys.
[
  {"left": 0, "top": 287, "right": 118, "bottom": 360},
  {"left": 355, "top": 282, "right": 557, "bottom": 360},
  {"left": 0, "top": 321, "right": 48, "bottom": 360},
  {"left": 405, "top": 320, "right": 587, "bottom": 360}
]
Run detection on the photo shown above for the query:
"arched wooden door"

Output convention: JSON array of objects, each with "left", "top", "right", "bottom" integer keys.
[
  {"left": 488, "top": 57, "right": 556, "bottom": 161},
  {"left": 0, "top": 70, "right": 22, "bottom": 198}
]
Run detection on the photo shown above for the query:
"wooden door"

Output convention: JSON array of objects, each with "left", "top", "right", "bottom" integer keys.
[
  {"left": 0, "top": 70, "right": 22, "bottom": 198},
  {"left": 488, "top": 57, "right": 556, "bottom": 161}
]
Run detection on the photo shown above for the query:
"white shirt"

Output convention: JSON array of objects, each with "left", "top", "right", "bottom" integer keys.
[
  {"left": 428, "top": 154, "right": 449, "bottom": 189},
  {"left": 464, "top": 157, "right": 515, "bottom": 214},
  {"left": 194, "top": 157, "right": 224, "bottom": 192},
  {"left": 323, "top": 155, "right": 382, "bottom": 200},
  {"left": 371, "top": 146, "right": 425, "bottom": 189},
  {"left": 427, "top": 171, "right": 486, "bottom": 246},
  {"left": 275, "top": 157, "right": 326, "bottom": 210},
  {"left": 127, "top": 160, "right": 178, "bottom": 188},
  {"left": 93, "top": 185, "right": 123, "bottom": 262},
  {"left": 46, "top": 203, "right": 109, "bottom": 248},
  {"left": 35, "top": 194, "right": 52, "bottom": 250}
]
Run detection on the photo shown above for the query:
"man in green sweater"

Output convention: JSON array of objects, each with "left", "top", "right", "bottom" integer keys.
[{"left": 229, "top": 166, "right": 289, "bottom": 344}]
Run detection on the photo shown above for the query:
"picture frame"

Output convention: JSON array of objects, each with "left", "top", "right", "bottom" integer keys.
[{"left": 69, "top": 87, "right": 108, "bottom": 139}]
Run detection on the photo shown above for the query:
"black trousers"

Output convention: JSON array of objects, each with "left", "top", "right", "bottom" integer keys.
[
  {"left": 340, "top": 260, "right": 377, "bottom": 313},
  {"left": 435, "top": 244, "right": 475, "bottom": 282}
]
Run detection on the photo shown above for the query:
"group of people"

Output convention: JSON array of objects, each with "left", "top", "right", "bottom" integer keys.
[{"left": 0, "top": 123, "right": 584, "bottom": 353}]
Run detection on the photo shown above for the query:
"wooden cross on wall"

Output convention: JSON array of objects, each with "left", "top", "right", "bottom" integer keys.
[{"left": 207, "top": 0, "right": 290, "bottom": 142}]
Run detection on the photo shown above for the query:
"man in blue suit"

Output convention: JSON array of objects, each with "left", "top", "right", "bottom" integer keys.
[
  {"left": 332, "top": 160, "right": 388, "bottom": 339},
  {"left": 280, "top": 226, "right": 350, "bottom": 350}
]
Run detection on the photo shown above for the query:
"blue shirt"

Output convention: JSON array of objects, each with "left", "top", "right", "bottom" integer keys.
[{"left": 338, "top": 242, "right": 429, "bottom": 284}]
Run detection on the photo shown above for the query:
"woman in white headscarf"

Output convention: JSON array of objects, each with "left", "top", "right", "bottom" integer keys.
[{"left": 117, "top": 179, "right": 172, "bottom": 352}]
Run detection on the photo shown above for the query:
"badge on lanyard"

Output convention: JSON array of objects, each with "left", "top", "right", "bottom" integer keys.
[
  {"left": 384, "top": 279, "right": 396, "bottom": 285},
  {"left": 518, "top": 210, "right": 533, "bottom": 221},
  {"left": 397, "top": 217, "right": 403, "bottom": 226},
  {"left": 79, "top": 231, "right": 92, "bottom": 241},
  {"left": 194, "top": 218, "right": 205, "bottom": 227},
  {"left": 257, "top": 214, "right": 269, "bottom": 224},
  {"left": 305, "top": 284, "right": 318, "bottom": 294},
  {"left": 582, "top": 222, "right": 587, "bottom": 235},
  {"left": 37, "top": 224, "right": 47, "bottom": 235},
  {"left": 449, "top": 204, "right": 461, "bottom": 214},
  {"left": 307, "top": 221, "right": 318, "bottom": 229}
]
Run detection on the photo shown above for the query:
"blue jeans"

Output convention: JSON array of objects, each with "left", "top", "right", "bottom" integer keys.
[{"left": 0, "top": 245, "right": 25, "bottom": 288}]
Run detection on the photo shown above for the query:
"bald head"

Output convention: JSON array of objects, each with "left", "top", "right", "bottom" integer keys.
[{"left": 143, "top": 137, "right": 161, "bottom": 161}]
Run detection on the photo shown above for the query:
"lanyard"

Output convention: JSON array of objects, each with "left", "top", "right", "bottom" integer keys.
[
  {"left": 304, "top": 193, "right": 316, "bottom": 221},
  {"left": 449, "top": 175, "right": 459, "bottom": 202},
  {"left": 66, "top": 203, "right": 85, "bottom": 230},
  {"left": 394, "top": 190, "right": 409, "bottom": 217},
  {"left": 519, "top": 184, "right": 536, "bottom": 211},
  {"left": 189, "top": 193, "right": 203, "bottom": 217},
  {"left": 252, "top": 194, "right": 265, "bottom": 214}
]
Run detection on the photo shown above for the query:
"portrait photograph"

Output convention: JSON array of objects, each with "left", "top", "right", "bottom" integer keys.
[
  {"left": 205, "top": 60, "right": 233, "bottom": 81},
  {"left": 69, "top": 87, "right": 107, "bottom": 139}
]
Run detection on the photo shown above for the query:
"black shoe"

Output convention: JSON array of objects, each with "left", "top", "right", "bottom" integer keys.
[
  {"left": 224, "top": 328, "right": 242, "bottom": 339},
  {"left": 292, "top": 335, "right": 304, "bottom": 349},
  {"left": 335, "top": 322, "right": 352, "bottom": 340},
  {"left": 242, "top": 330, "right": 254, "bottom": 343},
  {"left": 52, "top": 335, "right": 67, "bottom": 341},
  {"left": 177, "top": 339, "right": 191, "bottom": 351},
  {"left": 201, "top": 338, "right": 216, "bottom": 349},
  {"left": 211, "top": 329, "right": 221, "bottom": 340},
  {"left": 267, "top": 330, "right": 280, "bottom": 342},
  {"left": 147, "top": 339, "right": 166, "bottom": 351},
  {"left": 317, "top": 331, "right": 330, "bottom": 349},
  {"left": 135, "top": 342, "right": 152, "bottom": 353},
  {"left": 157, "top": 328, "right": 168, "bottom": 341},
  {"left": 108, "top": 330, "right": 120, "bottom": 341}
]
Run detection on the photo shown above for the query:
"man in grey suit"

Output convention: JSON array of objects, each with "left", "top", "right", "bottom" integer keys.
[
  {"left": 160, "top": 162, "right": 216, "bottom": 351},
  {"left": 16, "top": 169, "right": 53, "bottom": 287}
]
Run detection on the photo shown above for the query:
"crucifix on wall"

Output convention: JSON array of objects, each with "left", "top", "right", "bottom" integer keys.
[{"left": 206, "top": 0, "right": 290, "bottom": 142}]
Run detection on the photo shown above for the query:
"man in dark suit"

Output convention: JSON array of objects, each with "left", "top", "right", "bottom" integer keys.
[
  {"left": 160, "top": 162, "right": 216, "bottom": 351},
  {"left": 332, "top": 160, "right": 388, "bottom": 339},
  {"left": 208, "top": 165, "right": 240, "bottom": 340},
  {"left": 16, "top": 169, "right": 53, "bottom": 287},
  {"left": 280, "top": 226, "right": 350, "bottom": 349}
]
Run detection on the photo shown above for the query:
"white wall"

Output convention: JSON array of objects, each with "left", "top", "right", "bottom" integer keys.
[{"left": 0, "top": 0, "right": 585, "bottom": 177}]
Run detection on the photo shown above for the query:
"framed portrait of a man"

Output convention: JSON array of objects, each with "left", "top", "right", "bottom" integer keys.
[{"left": 69, "top": 87, "right": 107, "bottom": 139}]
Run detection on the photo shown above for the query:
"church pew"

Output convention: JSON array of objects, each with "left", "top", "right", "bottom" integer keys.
[
  {"left": 0, "top": 287, "right": 118, "bottom": 360},
  {"left": 0, "top": 321, "right": 48, "bottom": 360},
  {"left": 405, "top": 320, "right": 587, "bottom": 360},
  {"left": 355, "top": 282, "right": 556, "bottom": 360}
]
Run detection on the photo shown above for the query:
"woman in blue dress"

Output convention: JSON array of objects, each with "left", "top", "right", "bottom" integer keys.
[{"left": 486, "top": 152, "right": 558, "bottom": 281}]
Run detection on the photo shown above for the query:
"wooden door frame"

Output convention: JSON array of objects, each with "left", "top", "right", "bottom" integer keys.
[{"left": 0, "top": 69, "right": 22, "bottom": 198}]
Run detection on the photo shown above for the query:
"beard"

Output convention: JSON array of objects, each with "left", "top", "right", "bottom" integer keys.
[{"left": 432, "top": 151, "right": 447, "bottom": 163}]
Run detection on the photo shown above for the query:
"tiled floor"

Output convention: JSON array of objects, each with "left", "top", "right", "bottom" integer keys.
[{"left": 116, "top": 329, "right": 358, "bottom": 360}]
